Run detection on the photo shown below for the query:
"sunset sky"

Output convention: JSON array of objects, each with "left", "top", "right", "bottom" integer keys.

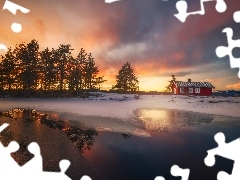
[{"left": 0, "top": 0, "right": 240, "bottom": 91}]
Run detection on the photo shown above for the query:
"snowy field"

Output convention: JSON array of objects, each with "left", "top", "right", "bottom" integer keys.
[{"left": 0, "top": 94, "right": 240, "bottom": 136}]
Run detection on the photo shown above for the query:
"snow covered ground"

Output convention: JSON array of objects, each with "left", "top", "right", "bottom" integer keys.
[
  {"left": 1, "top": 94, "right": 240, "bottom": 118},
  {"left": 0, "top": 94, "right": 239, "bottom": 136}
]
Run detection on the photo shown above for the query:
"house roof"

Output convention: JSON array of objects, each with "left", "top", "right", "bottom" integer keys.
[{"left": 174, "top": 81, "right": 215, "bottom": 88}]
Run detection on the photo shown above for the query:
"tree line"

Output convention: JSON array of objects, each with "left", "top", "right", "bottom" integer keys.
[
  {"left": 0, "top": 39, "right": 107, "bottom": 96},
  {"left": 0, "top": 39, "right": 139, "bottom": 97}
]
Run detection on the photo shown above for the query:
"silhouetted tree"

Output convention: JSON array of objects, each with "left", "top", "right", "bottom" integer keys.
[
  {"left": 53, "top": 44, "right": 73, "bottom": 91},
  {"left": 69, "top": 48, "right": 87, "bottom": 91},
  {"left": 0, "top": 61, "right": 3, "bottom": 92},
  {"left": 83, "top": 53, "right": 99, "bottom": 90},
  {"left": 1, "top": 48, "right": 15, "bottom": 91},
  {"left": 112, "top": 62, "right": 139, "bottom": 92},
  {"left": 14, "top": 40, "right": 40, "bottom": 96},
  {"left": 40, "top": 48, "right": 56, "bottom": 90},
  {"left": 92, "top": 76, "right": 107, "bottom": 90},
  {"left": 165, "top": 75, "right": 176, "bottom": 92},
  {"left": 0, "top": 40, "right": 106, "bottom": 96}
]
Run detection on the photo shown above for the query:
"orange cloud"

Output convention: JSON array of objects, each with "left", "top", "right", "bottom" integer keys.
[
  {"left": 1, "top": 0, "right": 239, "bottom": 91},
  {"left": 226, "top": 83, "right": 240, "bottom": 89}
]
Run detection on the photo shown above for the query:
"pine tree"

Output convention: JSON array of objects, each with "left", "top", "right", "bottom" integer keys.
[
  {"left": 112, "top": 62, "right": 139, "bottom": 92},
  {"left": 40, "top": 48, "right": 56, "bottom": 90},
  {"left": 53, "top": 44, "right": 73, "bottom": 91},
  {"left": 0, "top": 40, "right": 106, "bottom": 96},
  {"left": 165, "top": 75, "right": 176, "bottom": 92},
  {"left": 14, "top": 40, "right": 40, "bottom": 96},
  {"left": 1, "top": 48, "right": 15, "bottom": 91},
  {"left": 83, "top": 53, "right": 99, "bottom": 90}
]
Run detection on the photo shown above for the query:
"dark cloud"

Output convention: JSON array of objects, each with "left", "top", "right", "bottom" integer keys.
[{"left": 1, "top": 0, "right": 240, "bottom": 90}]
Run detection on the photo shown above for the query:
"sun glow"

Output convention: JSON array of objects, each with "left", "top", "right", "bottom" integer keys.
[{"left": 138, "top": 77, "right": 169, "bottom": 92}]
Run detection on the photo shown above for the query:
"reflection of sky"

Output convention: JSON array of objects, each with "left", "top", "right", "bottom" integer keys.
[
  {"left": 135, "top": 109, "right": 214, "bottom": 132},
  {"left": 0, "top": 0, "right": 240, "bottom": 91},
  {"left": 83, "top": 121, "right": 238, "bottom": 180}
]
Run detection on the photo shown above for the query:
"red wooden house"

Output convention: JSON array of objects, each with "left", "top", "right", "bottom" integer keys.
[{"left": 171, "top": 79, "right": 215, "bottom": 96}]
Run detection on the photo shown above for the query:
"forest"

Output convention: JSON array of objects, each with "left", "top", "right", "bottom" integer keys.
[
  {"left": 0, "top": 40, "right": 107, "bottom": 97},
  {"left": 0, "top": 40, "right": 140, "bottom": 98}
]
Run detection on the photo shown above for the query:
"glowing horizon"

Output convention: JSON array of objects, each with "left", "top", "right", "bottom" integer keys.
[{"left": 1, "top": 0, "right": 240, "bottom": 91}]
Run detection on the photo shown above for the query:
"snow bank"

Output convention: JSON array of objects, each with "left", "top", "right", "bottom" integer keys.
[
  {"left": 0, "top": 94, "right": 239, "bottom": 136},
  {"left": 1, "top": 94, "right": 239, "bottom": 118}
]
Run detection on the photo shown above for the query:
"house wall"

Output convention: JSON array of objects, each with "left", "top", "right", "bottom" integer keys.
[
  {"left": 171, "top": 85, "right": 212, "bottom": 96},
  {"left": 199, "top": 87, "right": 212, "bottom": 96}
]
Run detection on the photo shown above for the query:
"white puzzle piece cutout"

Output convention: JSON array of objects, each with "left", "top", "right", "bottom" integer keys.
[
  {"left": 1, "top": 0, "right": 30, "bottom": 51},
  {"left": 204, "top": 132, "right": 240, "bottom": 180},
  {"left": 2, "top": 0, "right": 30, "bottom": 33},
  {"left": 2, "top": 0, "right": 30, "bottom": 15},
  {"left": 0, "top": 44, "right": 7, "bottom": 51},
  {"left": 105, "top": 0, "right": 121, "bottom": 3},
  {"left": 0, "top": 123, "right": 92, "bottom": 179},
  {"left": 174, "top": 0, "right": 227, "bottom": 22},
  {"left": 216, "top": 11, "right": 240, "bottom": 78},
  {"left": 155, "top": 164, "right": 190, "bottom": 180}
]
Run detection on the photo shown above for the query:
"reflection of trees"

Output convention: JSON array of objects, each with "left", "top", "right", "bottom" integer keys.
[
  {"left": 121, "top": 133, "right": 131, "bottom": 139},
  {"left": 64, "top": 126, "right": 98, "bottom": 153},
  {"left": 37, "top": 114, "right": 98, "bottom": 153},
  {"left": 0, "top": 125, "right": 14, "bottom": 146},
  {"left": 1, "top": 108, "right": 39, "bottom": 122},
  {"left": 0, "top": 109, "right": 98, "bottom": 153}
]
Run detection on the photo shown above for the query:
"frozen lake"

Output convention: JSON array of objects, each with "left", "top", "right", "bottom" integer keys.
[
  {"left": 0, "top": 108, "right": 239, "bottom": 180},
  {"left": 83, "top": 121, "right": 238, "bottom": 180}
]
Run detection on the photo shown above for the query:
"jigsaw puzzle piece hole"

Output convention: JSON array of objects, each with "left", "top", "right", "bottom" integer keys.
[
  {"left": 154, "top": 177, "right": 165, "bottom": 180},
  {"left": 175, "top": 0, "right": 188, "bottom": 22},
  {"left": 170, "top": 165, "right": 190, "bottom": 179},
  {"left": 59, "top": 160, "right": 70, "bottom": 173},
  {"left": 176, "top": 1, "right": 188, "bottom": 13},
  {"left": 216, "top": 46, "right": 228, "bottom": 58},
  {"left": 204, "top": 155, "right": 215, "bottom": 167},
  {"left": 0, "top": 123, "right": 9, "bottom": 133},
  {"left": 215, "top": 0, "right": 227, "bottom": 13},
  {"left": 80, "top": 175, "right": 92, "bottom": 180},
  {"left": 7, "top": 141, "right": 19, "bottom": 153},
  {"left": 214, "top": 132, "right": 225, "bottom": 145},
  {"left": 27, "top": 142, "right": 40, "bottom": 155},
  {"left": 170, "top": 165, "right": 179, "bottom": 176},
  {"left": 233, "top": 11, "right": 240, "bottom": 23},
  {"left": 217, "top": 171, "right": 230, "bottom": 180},
  {"left": 11, "top": 23, "right": 22, "bottom": 33}
]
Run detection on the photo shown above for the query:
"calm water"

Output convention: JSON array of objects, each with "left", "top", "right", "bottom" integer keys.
[
  {"left": 0, "top": 108, "right": 240, "bottom": 180},
  {"left": 82, "top": 122, "right": 240, "bottom": 180}
]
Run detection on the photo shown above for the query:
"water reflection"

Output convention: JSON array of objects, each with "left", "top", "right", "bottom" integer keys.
[
  {"left": 65, "top": 126, "right": 98, "bottom": 153},
  {"left": 83, "top": 121, "right": 239, "bottom": 180},
  {"left": 135, "top": 108, "right": 233, "bottom": 132},
  {"left": 121, "top": 133, "right": 131, "bottom": 139},
  {"left": 0, "top": 124, "right": 14, "bottom": 146},
  {"left": 0, "top": 109, "right": 98, "bottom": 153},
  {"left": 1, "top": 108, "right": 39, "bottom": 122}
]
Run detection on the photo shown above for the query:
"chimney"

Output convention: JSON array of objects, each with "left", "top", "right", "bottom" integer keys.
[{"left": 188, "top": 79, "right": 191, "bottom": 82}]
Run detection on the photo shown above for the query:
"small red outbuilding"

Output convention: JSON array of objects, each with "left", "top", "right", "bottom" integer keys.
[{"left": 171, "top": 79, "right": 215, "bottom": 96}]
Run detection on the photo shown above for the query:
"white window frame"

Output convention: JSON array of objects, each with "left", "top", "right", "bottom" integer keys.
[
  {"left": 180, "top": 88, "right": 184, "bottom": 93},
  {"left": 189, "top": 88, "right": 193, "bottom": 94},
  {"left": 195, "top": 88, "right": 200, "bottom": 93}
]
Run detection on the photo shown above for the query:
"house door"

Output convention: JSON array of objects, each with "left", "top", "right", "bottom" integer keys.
[{"left": 174, "top": 88, "right": 177, "bottom": 94}]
